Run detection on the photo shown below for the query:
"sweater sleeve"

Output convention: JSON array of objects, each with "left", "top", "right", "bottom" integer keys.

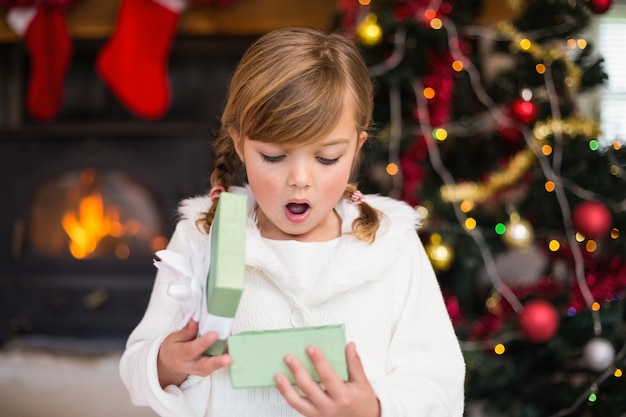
[
  {"left": 119, "top": 219, "right": 211, "bottom": 417},
  {"left": 371, "top": 231, "right": 466, "bottom": 417}
]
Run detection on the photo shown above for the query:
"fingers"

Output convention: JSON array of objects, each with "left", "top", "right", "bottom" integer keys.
[
  {"left": 275, "top": 372, "right": 317, "bottom": 416},
  {"left": 305, "top": 345, "right": 345, "bottom": 395},
  {"left": 345, "top": 342, "right": 368, "bottom": 384},
  {"left": 162, "top": 321, "right": 232, "bottom": 377}
]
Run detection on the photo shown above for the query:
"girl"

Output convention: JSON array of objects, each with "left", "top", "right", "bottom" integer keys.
[{"left": 120, "top": 27, "right": 465, "bottom": 417}]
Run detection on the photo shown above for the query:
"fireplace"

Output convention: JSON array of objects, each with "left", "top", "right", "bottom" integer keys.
[{"left": 0, "top": 36, "right": 255, "bottom": 344}]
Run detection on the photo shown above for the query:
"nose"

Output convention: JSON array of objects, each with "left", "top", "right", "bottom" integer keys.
[{"left": 287, "top": 160, "right": 311, "bottom": 189}]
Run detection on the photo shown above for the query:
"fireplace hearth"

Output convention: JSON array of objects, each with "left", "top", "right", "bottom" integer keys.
[{"left": 0, "top": 36, "right": 255, "bottom": 344}]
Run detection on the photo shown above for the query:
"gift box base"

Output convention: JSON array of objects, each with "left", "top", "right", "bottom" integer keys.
[{"left": 228, "top": 324, "right": 348, "bottom": 388}]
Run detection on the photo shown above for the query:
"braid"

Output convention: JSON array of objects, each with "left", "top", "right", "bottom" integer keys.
[
  {"left": 197, "top": 133, "right": 241, "bottom": 233},
  {"left": 344, "top": 184, "right": 380, "bottom": 244}
]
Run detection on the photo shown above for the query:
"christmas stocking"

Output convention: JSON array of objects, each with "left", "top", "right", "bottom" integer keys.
[
  {"left": 96, "top": 0, "right": 187, "bottom": 120},
  {"left": 6, "top": 3, "right": 73, "bottom": 122}
]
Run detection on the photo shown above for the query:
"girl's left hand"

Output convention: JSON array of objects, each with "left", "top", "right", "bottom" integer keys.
[{"left": 275, "top": 342, "right": 381, "bottom": 417}]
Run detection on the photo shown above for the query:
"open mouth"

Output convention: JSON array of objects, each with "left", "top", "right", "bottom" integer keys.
[{"left": 286, "top": 202, "right": 310, "bottom": 215}]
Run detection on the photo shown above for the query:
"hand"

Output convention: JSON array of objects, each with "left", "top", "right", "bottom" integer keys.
[
  {"left": 275, "top": 342, "right": 381, "bottom": 417},
  {"left": 157, "top": 320, "right": 232, "bottom": 388}
]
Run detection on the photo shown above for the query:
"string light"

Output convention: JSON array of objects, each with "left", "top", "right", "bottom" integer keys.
[
  {"left": 460, "top": 200, "right": 473, "bottom": 212},
  {"left": 358, "top": 6, "right": 626, "bottom": 415},
  {"left": 585, "top": 240, "right": 598, "bottom": 252},
  {"left": 386, "top": 162, "right": 399, "bottom": 175},
  {"left": 452, "top": 60, "right": 464, "bottom": 71},
  {"left": 548, "top": 240, "right": 560, "bottom": 251},
  {"left": 433, "top": 127, "right": 448, "bottom": 141},
  {"left": 423, "top": 87, "right": 436, "bottom": 99},
  {"left": 430, "top": 18, "right": 443, "bottom": 30},
  {"left": 541, "top": 144, "right": 552, "bottom": 155}
]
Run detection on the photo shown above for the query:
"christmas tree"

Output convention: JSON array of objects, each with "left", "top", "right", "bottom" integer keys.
[{"left": 337, "top": 0, "right": 626, "bottom": 416}]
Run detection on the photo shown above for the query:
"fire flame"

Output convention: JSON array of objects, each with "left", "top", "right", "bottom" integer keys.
[{"left": 62, "top": 194, "right": 111, "bottom": 259}]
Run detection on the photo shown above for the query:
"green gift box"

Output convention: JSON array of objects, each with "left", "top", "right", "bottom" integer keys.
[
  {"left": 204, "top": 191, "right": 247, "bottom": 356},
  {"left": 228, "top": 324, "right": 348, "bottom": 388}
]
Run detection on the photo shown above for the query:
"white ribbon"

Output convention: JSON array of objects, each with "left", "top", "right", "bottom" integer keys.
[{"left": 154, "top": 249, "right": 203, "bottom": 323}]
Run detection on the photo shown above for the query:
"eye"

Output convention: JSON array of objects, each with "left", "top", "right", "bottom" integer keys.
[
  {"left": 317, "top": 156, "right": 339, "bottom": 165},
  {"left": 261, "top": 153, "right": 285, "bottom": 163}
]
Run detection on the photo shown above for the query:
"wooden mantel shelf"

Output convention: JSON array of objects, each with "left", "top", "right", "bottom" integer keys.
[
  {"left": 0, "top": 0, "right": 514, "bottom": 42},
  {"left": 0, "top": 0, "right": 339, "bottom": 42}
]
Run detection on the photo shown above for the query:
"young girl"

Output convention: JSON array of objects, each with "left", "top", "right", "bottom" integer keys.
[{"left": 120, "top": 27, "right": 465, "bottom": 417}]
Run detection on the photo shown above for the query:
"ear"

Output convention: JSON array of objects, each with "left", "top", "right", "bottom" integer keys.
[
  {"left": 229, "top": 127, "right": 244, "bottom": 162},
  {"left": 356, "top": 131, "right": 368, "bottom": 152}
]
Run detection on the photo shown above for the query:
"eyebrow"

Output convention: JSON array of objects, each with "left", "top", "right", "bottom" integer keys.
[{"left": 319, "top": 138, "right": 352, "bottom": 147}]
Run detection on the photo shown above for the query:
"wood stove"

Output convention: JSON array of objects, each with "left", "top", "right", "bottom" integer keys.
[{"left": 0, "top": 36, "right": 255, "bottom": 344}]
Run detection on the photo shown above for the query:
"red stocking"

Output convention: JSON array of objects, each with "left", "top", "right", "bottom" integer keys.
[
  {"left": 7, "top": 4, "right": 73, "bottom": 122},
  {"left": 96, "top": 0, "right": 186, "bottom": 120}
]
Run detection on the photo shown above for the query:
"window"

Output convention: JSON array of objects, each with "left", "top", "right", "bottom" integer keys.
[{"left": 598, "top": 1, "right": 626, "bottom": 145}]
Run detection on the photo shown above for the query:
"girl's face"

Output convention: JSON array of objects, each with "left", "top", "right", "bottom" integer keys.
[{"left": 231, "top": 99, "right": 367, "bottom": 242}]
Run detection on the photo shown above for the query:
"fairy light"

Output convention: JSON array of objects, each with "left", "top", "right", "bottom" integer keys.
[
  {"left": 536, "top": 63, "right": 546, "bottom": 74},
  {"left": 592, "top": 302, "right": 601, "bottom": 311},
  {"left": 614, "top": 140, "right": 622, "bottom": 150},
  {"left": 430, "top": 18, "right": 443, "bottom": 30},
  {"left": 494, "top": 344, "right": 506, "bottom": 355},
  {"left": 610, "top": 228, "right": 620, "bottom": 239},
  {"left": 423, "top": 87, "right": 436, "bottom": 99},
  {"left": 549, "top": 240, "right": 560, "bottom": 251},
  {"left": 589, "top": 140, "right": 600, "bottom": 151},
  {"left": 495, "top": 223, "right": 506, "bottom": 235},
  {"left": 460, "top": 200, "right": 473, "bottom": 212},
  {"left": 433, "top": 128, "right": 448, "bottom": 141},
  {"left": 615, "top": 369, "right": 623, "bottom": 378},
  {"left": 575, "top": 232, "right": 585, "bottom": 242},
  {"left": 542, "top": 144, "right": 552, "bottom": 155},
  {"left": 464, "top": 217, "right": 477, "bottom": 230},
  {"left": 452, "top": 60, "right": 464, "bottom": 72},
  {"left": 386, "top": 162, "right": 399, "bottom": 175},
  {"left": 567, "top": 38, "right": 577, "bottom": 48},
  {"left": 577, "top": 39, "right": 587, "bottom": 49},
  {"left": 417, "top": 18, "right": 525, "bottom": 314},
  {"left": 586, "top": 240, "right": 598, "bottom": 252},
  {"left": 424, "top": 8, "right": 437, "bottom": 20},
  {"left": 545, "top": 181, "right": 555, "bottom": 192},
  {"left": 358, "top": 0, "right": 370, "bottom": 5},
  {"left": 520, "top": 38, "right": 532, "bottom": 50}
]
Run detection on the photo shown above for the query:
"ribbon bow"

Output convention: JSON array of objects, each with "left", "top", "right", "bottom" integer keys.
[{"left": 154, "top": 249, "right": 203, "bottom": 323}]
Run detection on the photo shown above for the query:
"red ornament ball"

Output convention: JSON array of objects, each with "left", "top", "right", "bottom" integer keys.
[
  {"left": 518, "top": 300, "right": 559, "bottom": 343},
  {"left": 588, "top": 0, "right": 612, "bottom": 14},
  {"left": 511, "top": 98, "right": 538, "bottom": 125},
  {"left": 572, "top": 201, "right": 612, "bottom": 238}
]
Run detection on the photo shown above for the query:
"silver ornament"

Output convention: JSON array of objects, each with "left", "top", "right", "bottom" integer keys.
[{"left": 583, "top": 337, "right": 616, "bottom": 372}]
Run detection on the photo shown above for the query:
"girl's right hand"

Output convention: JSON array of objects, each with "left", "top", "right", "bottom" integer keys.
[{"left": 157, "top": 320, "right": 232, "bottom": 389}]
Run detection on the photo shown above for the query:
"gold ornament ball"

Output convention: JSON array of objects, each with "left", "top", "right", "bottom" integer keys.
[
  {"left": 357, "top": 13, "right": 383, "bottom": 46},
  {"left": 502, "top": 216, "right": 534, "bottom": 249},
  {"left": 426, "top": 235, "right": 455, "bottom": 272}
]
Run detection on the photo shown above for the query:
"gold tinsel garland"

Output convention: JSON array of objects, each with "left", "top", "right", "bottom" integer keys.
[
  {"left": 439, "top": 116, "right": 600, "bottom": 204},
  {"left": 496, "top": 21, "right": 583, "bottom": 94}
]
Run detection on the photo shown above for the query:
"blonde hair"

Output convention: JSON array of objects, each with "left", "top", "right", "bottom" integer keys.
[{"left": 200, "top": 27, "right": 380, "bottom": 242}]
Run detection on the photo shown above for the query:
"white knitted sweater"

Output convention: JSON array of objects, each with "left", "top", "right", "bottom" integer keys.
[{"left": 119, "top": 186, "right": 465, "bottom": 417}]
